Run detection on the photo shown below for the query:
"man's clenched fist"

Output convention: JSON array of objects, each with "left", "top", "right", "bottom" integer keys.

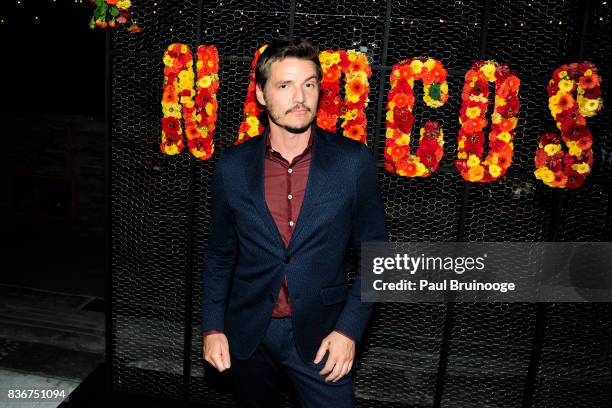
[{"left": 203, "top": 332, "right": 231, "bottom": 372}]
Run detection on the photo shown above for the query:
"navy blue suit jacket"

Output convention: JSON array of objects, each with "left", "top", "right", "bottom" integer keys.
[{"left": 201, "top": 124, "right": 388, "bottom": 364}]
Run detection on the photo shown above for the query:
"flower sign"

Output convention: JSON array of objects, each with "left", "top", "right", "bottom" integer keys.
[{"left": 157, "top": 43, "right": 604, "bottom": 190}]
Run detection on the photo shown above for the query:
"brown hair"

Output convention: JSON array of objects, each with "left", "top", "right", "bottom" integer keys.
[{"left": 255, "top": 38, "right": 322, "bottom": 91}]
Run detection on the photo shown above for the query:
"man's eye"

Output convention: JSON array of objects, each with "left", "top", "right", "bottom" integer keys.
[{"left": 279, "top": 84, "right": 287, "bottom": 89}]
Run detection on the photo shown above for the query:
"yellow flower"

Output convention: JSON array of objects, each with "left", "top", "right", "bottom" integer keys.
[
  {"left": 347, "top": 50, "right": 358, "bottom": 62},
  {"left": 488, "top": 164, "right": 502, "bottom": 178},
  {"left": 558, "top": 70, "right": 568, "bottom": 79},
  {"left": 467, "top": 154, "right": 480, "bottom": 167},
  {"left": 346, "top": 92, "right": 360, "bottom": 103},
  {"left": 458, "top": 152, "right": 467, "bottom": 159},
  {"left": 163, "top": 54, "right": 174, "bottom": 67},
  {"left": 534, "top": 167, "right": 555, "bottom": 183},
  {"left": 345, "top": 109, "right": 358, "bottom": 120},
  {"left": 350, "top": 71, "right": 368, "bottom": 83},
  {"left": 408, "top": 78, "right": 414, "bottom": 88},
  {"left": 247, "top": 126, "right": 260, "bottom": 136},
  {"left": 584, "top": 69, "right": 592, "bottom": 76},
  {"left": 319, "top": 51, "right": 334, "bottom": 68},
  {"left": 164, "top": 144, "right": 179, "bottom": 155},
  {"left": 458, "top": 138, "right": 465, "bottom": 149},
  {"left": 178, "top": 70, "right": 194, "bottom": 89},
  {"left": 415, "top": 162, "right": 427, "bottom": 176},
  {"left": 496, "top": 97, "right": 507, "bottom": 107},
  {"left": 163, "top": 103, "right": 182, "bottom": 119},
  {"left": 566, "top": 141, "right": 583, "bottom": 157},
  {"left": 558, "top": 79, "right": 574, "bottom": 93},
  {"left": 396, "top": 133, "right": 411, "bottom": 145},
  {"left": 205, "top": 102, "right": 214, "bottom": 116},
  {"left": 330, "top": 52, "right": 341, "bottom": 65},
  {"left": 496, "top": 132, "right": 511, "bottom": 143},
  {"left": 468, "top": 165, "right": 485, "bottom": 181},
  {"left": 117, "top": 0, "right": 131, "bottom": 9},
  {"left": 489, "top": 153, "right": 499, "bottom": 165},
  {"left": 410, "top": 59, "right": 423, "bottom": 74},
  {"left": 441, "top": 81, "right": 448, "bottom": 94},
  {"left": 544, "top": 143, "right": 562, "bottom": 156},
  {"left": 246, "top": 116, "right": 260, "bottom": 127},
  {"left": 196, "top": 60, "right": 203, "bottom": 70},
  {"left": 424, "top": 59, "right": 436, "bottom": 70},
  {"left": 571, "top": 163, "right": 590, "bottom": 174},
  {"left": 578, "top": 96, "right": 602, "bottom": 116},
  {"left": 491, "top": 112, "right": 502, "bottom": 124},
  {"left": 481, "top": 62, "right": 496, "bottom": 82},
  {"left": 466, "top": 106, "right": 481, "bottom": 119},
  {"left": 469, "top": 94, "right": 488, "bottom": 103},
  {"left": 386, "top": 111, "right": 394, "bottom": 123},
  {"left": 180, "top": 98, "right": 195, "bottom": 108},
  {"left": 197, "top": 76, "right": 212, "bottom": 88}
]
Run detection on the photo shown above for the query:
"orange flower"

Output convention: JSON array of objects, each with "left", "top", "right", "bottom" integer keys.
[
  {"left": 162, "top": 89, "right": 178, "bottom": 104},
  {"left": 496, "top": 150, "right": 513, "bottom": 168},
  {"left": 346, "top": 125, "right": 365, "bottom": 141},
  {"left": 391, "top": 93, "right": 410, "bottom": 108},
  {"left": 468, "top": 165, "right": 485, "bottom": 181},
  {"left": 462, "top": 118, "right": 487, "bottom": 133},
  {"left": 105, "top": 0, "right": 118, "bottom": 4},
  {"left": 323, "top": 68, "right": 342, "bottom": 82},
  {"left": 397, "top": 64, "right": 413, "bottom": 80},
  {"left": 579, "top": 73, "right": 601, "bottom": 89},
  {"left": 390, "top": 145, "right": 406, "bottom": 162},
  {"left": 245, "top": 101, "right": 260, "bottom": 116},
  {"left": 550, "top": 171, "right": 568, "bottom": 187},
  {"left": 556, "top": 93, "right": 574, "bottom": 110},
  {"left": 348, "top": 79, "right": 367, "bottom": 96}
]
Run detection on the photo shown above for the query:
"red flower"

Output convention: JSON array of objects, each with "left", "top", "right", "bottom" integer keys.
[{"left": 162, "top": 117, "right": 180, "bottom": 134}]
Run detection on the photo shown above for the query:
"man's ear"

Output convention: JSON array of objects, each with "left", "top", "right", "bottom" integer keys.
[{"left": 255, "top": 84, "right": 266, "bottom": 106}]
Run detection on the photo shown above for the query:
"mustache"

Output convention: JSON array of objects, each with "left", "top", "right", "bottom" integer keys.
[{"left": 287, "top": 105, "right": 311, "bottom": 113}]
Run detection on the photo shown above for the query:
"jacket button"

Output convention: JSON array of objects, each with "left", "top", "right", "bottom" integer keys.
[
  {"left": 269, "top": 294, "right": 275, "bottom": 303},
  {"left": 283, "top": 256, "right": 290, "bottom": 264}
]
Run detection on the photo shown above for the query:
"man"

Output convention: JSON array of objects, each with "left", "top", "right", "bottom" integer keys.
[{"left": 201, "top": 38, "right": 388, "bottom": 408}]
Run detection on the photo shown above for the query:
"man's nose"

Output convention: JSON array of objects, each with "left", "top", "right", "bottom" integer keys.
[{"left": 293, "top": 85, "right": 305, "bottom": 103}]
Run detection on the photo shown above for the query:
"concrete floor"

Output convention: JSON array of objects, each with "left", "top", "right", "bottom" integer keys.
[{"left": 0, "top": 234, "right": 105, "bottom": 407}]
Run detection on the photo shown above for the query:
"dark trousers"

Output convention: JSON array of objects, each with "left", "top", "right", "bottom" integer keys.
[{"left": 229, "top": 317, "right": 355, "bottom": 408}]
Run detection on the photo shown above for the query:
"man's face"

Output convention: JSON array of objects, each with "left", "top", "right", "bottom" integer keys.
[{"left": 256, "top": 57, "right": 320, "bottom": 134}]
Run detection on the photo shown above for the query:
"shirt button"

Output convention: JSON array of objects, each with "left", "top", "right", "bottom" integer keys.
[
  {"left": 288, "top": 194, "right": 293, "bottom": 200},
  {"left": 288, "top": 168, "right": 293, "bottom": 173},
  {"left": 289, "top": 221, "right": 294, "bottom": 227}
]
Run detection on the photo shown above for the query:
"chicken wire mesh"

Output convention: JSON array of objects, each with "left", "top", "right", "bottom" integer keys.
[{"left": 109, "top": 0, "right": 612, "bottom": 406}]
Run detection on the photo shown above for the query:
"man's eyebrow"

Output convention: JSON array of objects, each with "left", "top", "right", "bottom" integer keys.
[{"left": 274, "top": 76, "right": 318, "bottom": 85}]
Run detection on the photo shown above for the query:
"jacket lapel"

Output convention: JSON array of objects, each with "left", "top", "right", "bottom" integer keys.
[{"left": 243, "top": 125, "right": 335, "bottom": 253}]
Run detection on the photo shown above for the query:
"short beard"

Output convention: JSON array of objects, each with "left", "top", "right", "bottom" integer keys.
[{"left": 263, "top": 95, "right": 318, "bottom": 134}]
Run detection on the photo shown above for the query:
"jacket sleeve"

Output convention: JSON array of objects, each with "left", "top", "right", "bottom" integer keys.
[
  {"left": 334, "top": 143, "right": 388, "bottom": 343},
  {"left": 201, "top": 152, "right": 238, "bottom": 334}
]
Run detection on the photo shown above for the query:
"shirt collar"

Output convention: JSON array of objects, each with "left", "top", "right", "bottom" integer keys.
[{"left": 265, "top": 126, "right": 314, "bottom": 155}]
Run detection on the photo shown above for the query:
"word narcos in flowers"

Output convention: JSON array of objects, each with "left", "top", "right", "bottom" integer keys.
[
  {"left": 157, "top": 43, "right": 604, "bottom": 190},
  {"left": 455, "top": 60, "right": 521, "bottom": 182},
  {"left": 160, "top": 43, "right": 219, "bottom": 160},
  {"left": 384, "top": 58, "right": 449, "bottom": 177},
  {"left": 534, "top": 62, "right": 604, "bottom": 189}
]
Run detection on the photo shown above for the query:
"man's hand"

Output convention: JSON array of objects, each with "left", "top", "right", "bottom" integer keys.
[
  {"left": 313, "top": 330, "right": 355, "bottom": 382},
  {"left": 203, "top": 332, "right": 231, "bottom": 372}
]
